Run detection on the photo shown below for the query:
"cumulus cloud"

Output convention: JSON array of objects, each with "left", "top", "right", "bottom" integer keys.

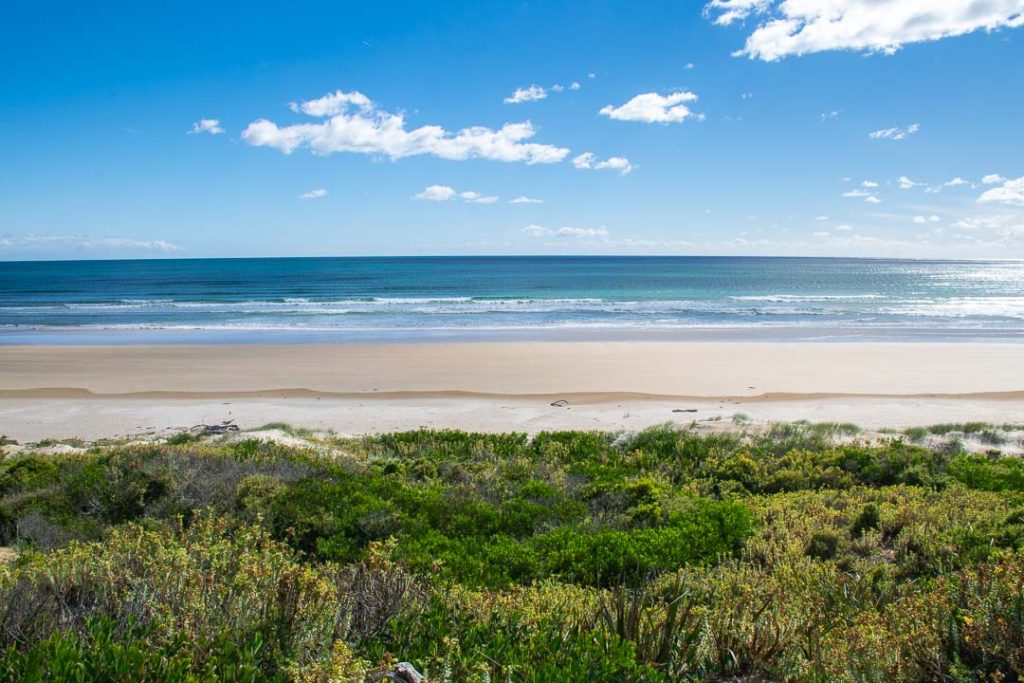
[
  {"left": 983, "top": 173, "right": 1007, "bottom": 185},
  {"left": 243, "top": 89, "right": 569, "bottom": 165},
  {"left": 572, "top": 152, "right": 635, "bottom": 175},
  {"left": 913, "top": 215, "right": 941, "bottom": 224},
  {"left": 522, "top": 225, "right": 609, "bottom": 239},
  {"left": 504, "top": 85, "right": 547, "bottom": 104},
  {"left": 0, "top": 234, "right": 181, "bottom": 252},
  {"left": 412, "top": 185, "right": 498, "bottom": 203},
  {"left": 704, "top": 0, "right": 1024, "bottom": 61},
  {"left": 300, "top": 188, "right": 328, "bottom": 199},
  {"left": 188, "top": 119, "right": 224, "bottom": 135},
  {"left": 869, "top": 124, "right": 920, "bottom": 141},
  {"left": 459, "top": 191, "right": 499, "bottom": 204},
  {"left": 820, "top": 110, "right": 840, "bottom": 121},
  {"left": 289, "top": 91, "right": 371, "bottom": 116},
  {"left": 861, "top": 180, "right": 879, "bottom": 188},
  {"left": 897, "top": 176, "right": 919, "bottom": 189},
  {"left": 570, "top": 82, "right": 581, "bottom": 90},
  {"left": 834, "top": 225, "right": 853, "bottom": 232},
  {"left": 842, "top": 189, "right": 871, "bottom": 198},
  {"left": 509, "top": 196, "right": 544, "bottom": 204},
  {"left": 413, "top": 185, "right": 457, "bottom": 201},
  {"left": 978, "top": 176, "right": 1024, "bottom": 206},
  {"left": 865, "top": 195, "right": 882, "bottom": 204},
  {"left": 599, "top": 91, "right": 702, "bottom": 124},
  {"left": 945, "top": 177, "right": 969, "bottom": 187}
]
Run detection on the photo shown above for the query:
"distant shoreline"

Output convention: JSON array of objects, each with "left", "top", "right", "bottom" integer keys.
[{"left": 4, "top": 326, "right": 1024, "bottom": 346}]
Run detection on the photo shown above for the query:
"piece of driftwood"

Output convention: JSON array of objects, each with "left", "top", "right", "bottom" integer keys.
[
  {"left": 672, "top": 408, "right": 698, "bottom": 413},
  {"left": 368, "top": 662, "right": 424, "bottom": 683},
  {"left": 550, "top": 399, "right": 569, "bottom": 407},
  {"left": 189, "top": 420, "right": 240, "bottom": 436}
]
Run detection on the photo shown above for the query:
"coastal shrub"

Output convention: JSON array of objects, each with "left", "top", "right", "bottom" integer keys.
[
  {"left": 948, "top": 453, "right": 1024, "bottom": 492},
  {"left": 850, "top": 502, "right": 881, "bottom": 538},
  {"left": 3, "top": 428, "right": 1024, "bottom": 680}
]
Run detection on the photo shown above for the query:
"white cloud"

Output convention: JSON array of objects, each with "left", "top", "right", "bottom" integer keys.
[
  {"left": 300, "top": 188, "right": 327, "bottom": 199},
  {"left": 897, "top": 176, "right": 919, "bottom": 189},
  {"left": 551, "top": 84, "right": 564, "bottom": 93},
  {"left": 704, "top": 0, "right": 1024, "bottom": 61},
  {"left": 570, "top": 82, "right": 581, "bottom": 90},
  {"left": 813, "top": 231, "right": 831, "bottom": 237},
  {"left": 188, "top": 119, "right": 224, "bottom": 135},
  {"left": 865, "top": 195, "right": 882, "bottom": 204},
  {"left": 459, "top": 191, "right": 499, "bottom": 204},
  {"left": 978, "top": 176, "right": 1024, "bottom": 206},
  {"left": 572, "top": 152, "right": 635, "bottom": 175},
  {"left": 557, "top": 226, "right": 609, "bottom": 238},
  {"left": 704, "top": 0, "right": 772, "bottom": 26},
  {"left": 913, "top": 215, "right": 941, "bottom": 224},
  {"left": 869, "top": 124, "right": 920, "bottom": 141},
  {"left": 861, "top": 180, "right": 879, "bottom": 188},
  {"left": 982, "top": 173, "right": 1007, "bottom": 185},
  {"left": 842, "top": 188, "right": 871, "bottom": 198},
  {"left": 834, "top": 225, "right": 853, "bottom": 232},
  {"left": 599, "top": 91, "right": 702, "bottom": 124},
  {"left": 0, "top": 234, "right": 181, "bottom": 252},
  {"left": 815, "top": 215, "right": 829, "bottom": 221},
  {"left": 522, "top": 225, "right": 608, "bottom": 239},
  {"left": 243, "top": 89, "right": 569, "bottom": 165},
  {"left": 289, "top": 90, "right": 371, "bottom": 116},
  {"left": 587, "top": 72, "right": 597, "bottom": 79},
  {"left": 504, "top": 85, "right": 547, "bottom": 104},
  {"left": 413, "top": 185, "right": 498, "bottom": 203},
  {"left": 413, "top": 185, "right": 457, "bottom": 201},
  {"left": 509, "top": 196, "right": 544, "bottom": 204},
  {"left": 741, "top": 91, "right": 754, "bottom": 99},
  {"left": 820, "top": 110, "right": 840, "bottom": 121},
  {"left": 945, "top": 177, "right": 969, "bottom": 187},
  {"left": 953, "top": 214, "right": 1024, "bottom": 240}
]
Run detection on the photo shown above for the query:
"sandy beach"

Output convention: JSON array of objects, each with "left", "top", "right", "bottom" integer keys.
[{"left": 2, "top": 341, "right": 1023, "bottom": 441}]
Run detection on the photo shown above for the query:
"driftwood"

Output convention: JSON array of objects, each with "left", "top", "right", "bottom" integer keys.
[
  {"left": 672, "top": 408, "right": 698, "bottom": 413},
  {"left": 550, "top": 399, "right": 569, "bottom": 407},
  {"left": 368, "top": 662, "right": 424, "bottom": 683},
  {"left": 189, "top": 420, "right": 240, "bottom": 436}
]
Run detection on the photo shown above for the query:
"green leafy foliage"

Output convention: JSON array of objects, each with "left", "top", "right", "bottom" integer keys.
[{"left": 1, "top": 424, "right": 1023, "bottom": 681}]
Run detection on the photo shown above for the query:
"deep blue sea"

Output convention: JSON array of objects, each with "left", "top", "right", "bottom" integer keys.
[{"left": 2, "top": 256, "right": 1023, "bottom": 343}]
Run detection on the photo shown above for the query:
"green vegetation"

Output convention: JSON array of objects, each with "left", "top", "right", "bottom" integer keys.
[{"left": 2, "top": 425, "right": 1024, "bottom": 681}]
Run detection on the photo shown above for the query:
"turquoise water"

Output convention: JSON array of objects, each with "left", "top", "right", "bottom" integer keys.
[{"left": 2, "top": 256, "right": 1023, "bottom": 343}]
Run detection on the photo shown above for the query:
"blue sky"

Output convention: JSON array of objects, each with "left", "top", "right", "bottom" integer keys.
[{"left": 2, "top": 0, "right": 1024, "bottom": 260}]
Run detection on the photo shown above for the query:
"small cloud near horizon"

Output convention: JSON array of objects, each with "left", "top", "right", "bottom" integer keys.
[{"left": 188, "top": 119, "right": 224, "bottom": 135}]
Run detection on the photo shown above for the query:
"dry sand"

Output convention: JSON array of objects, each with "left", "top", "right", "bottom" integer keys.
[{"left": 1, "top": 342, "right": 1023, "bottom": 442}]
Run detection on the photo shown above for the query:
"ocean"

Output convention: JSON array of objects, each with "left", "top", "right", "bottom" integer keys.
[{"left": 2, "top": 256, "right": 1023, "bottom": 344}]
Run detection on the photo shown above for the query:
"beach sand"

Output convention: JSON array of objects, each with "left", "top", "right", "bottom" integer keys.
[{"left": 2, "top": 342, "right": 1023, "bottom": 441}]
